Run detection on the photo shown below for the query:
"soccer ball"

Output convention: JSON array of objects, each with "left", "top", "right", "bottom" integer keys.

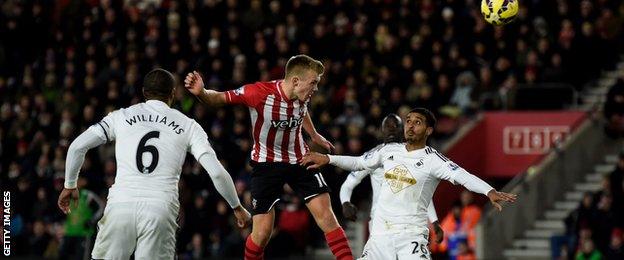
[{"left": 481, "top": 0, "right": 519, "bottom": 26}]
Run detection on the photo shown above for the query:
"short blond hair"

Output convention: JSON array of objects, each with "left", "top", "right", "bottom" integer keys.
[{"left": 284, "top": 54, "right": 324, "bottom": 79}]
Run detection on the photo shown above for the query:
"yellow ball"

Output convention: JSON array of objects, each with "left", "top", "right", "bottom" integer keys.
[{"left": 481, "top": 0, "right": 519, "bottom": 26}]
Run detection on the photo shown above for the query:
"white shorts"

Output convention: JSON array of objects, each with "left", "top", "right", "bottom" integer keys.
[
  {"left": 91, "top": 201, "right": 179, "bottom": 260},
  {"left": 359, "top": 232, "right": 431, "bottom": 260}
]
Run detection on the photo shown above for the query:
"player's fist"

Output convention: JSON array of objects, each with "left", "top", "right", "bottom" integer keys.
[
  {"left": 432, "top": 221, "right": 444, "bottom": 244},
  {"left": 58, "top": 188, "right": 80, "bottom": 214},
  {"left": 486, "top": 189, "right": 517, "bottom": 212},
  {"left": 341, "top": 202, "right": 358, "bottom": 221},
  {"left": 301, "top": 152, "right": 330, "bottom": 170},
  {"left": 184, "top": 71, "right": 205, "bottom": 96},
  {"left": 233, "top": 205, "right": 252, "bottom": 228}
]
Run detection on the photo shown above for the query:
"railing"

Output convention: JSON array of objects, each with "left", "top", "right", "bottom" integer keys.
[{"left": 475, "top": 117, "right": 620, "bottom": 259}]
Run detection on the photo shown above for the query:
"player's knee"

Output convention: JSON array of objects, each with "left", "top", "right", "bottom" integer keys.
[{"left": 251, "top": 228, "right": 273, "bottom": 247}]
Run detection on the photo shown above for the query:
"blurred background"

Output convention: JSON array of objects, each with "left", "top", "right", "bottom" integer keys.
[{"left": 0, "top": 0, "right": 623, "bottom": 259}]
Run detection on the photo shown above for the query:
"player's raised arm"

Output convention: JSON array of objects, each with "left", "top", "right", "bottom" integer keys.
[
  {"left": 431, "top": 155, "right": 517, "bottom": 211},
  {"left": 59, "top": 118, "right": 113, "bottom": 214},
  {"left": 184, "top": 71, "right": 227, "bottom": 107},
  {"left": 340, "top": 169, "right": 371, "bottom": 221}
]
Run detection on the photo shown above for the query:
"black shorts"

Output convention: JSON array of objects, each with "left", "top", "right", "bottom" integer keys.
[{"left": 249, "top": 161, "right": 331, "bottom": 215}]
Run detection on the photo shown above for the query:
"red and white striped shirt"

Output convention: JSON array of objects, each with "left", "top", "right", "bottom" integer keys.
[{"left": 224, "top": 80, "right": 309, "bottom": 164}]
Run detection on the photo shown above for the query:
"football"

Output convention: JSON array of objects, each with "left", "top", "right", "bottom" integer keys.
[{"left": 481, "top": 0, "right": 519, "bottom": 25}]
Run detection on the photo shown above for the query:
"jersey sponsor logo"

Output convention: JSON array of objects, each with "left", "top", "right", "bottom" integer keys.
[
  {"left": 448, "top": 162, "right": 459, "bottom": 171},
  {"left": 270, "top": 116, "right": 303, "bottom": 129},
  {"left": 388, "top": 155, "right": 394, "bottom": 160},
  {"left": 233, "top": 86, "right": 245, "bottom": 96},
  {"left": 384, "top": 165, "right": 417, "bottom": 193}
]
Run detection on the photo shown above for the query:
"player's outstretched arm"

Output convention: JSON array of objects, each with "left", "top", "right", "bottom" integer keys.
[
  {"left": 184, "top": 71, "right": 227, "bottom": 107},
  {"left": 433, "top": 159, "right": 517, "bottom": 211},
  {"left": 301, "top": 152, "right": 371, "bottom": 171},
  {"left": 59, "top": 128, "right": 107, "bottom": 214}
]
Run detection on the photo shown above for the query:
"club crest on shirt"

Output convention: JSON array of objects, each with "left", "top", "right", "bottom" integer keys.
[
  {"left": 252, "top": 198, "right": 257, "bottom": 209},
  {"left": 415, "top": 158, "right": 425, "bottom": 169},
  {"left": 233, "top": 86, "right": 245, "bottom": 96},
  {"left": 384, "top": 164, "right": 417, "bottom": 193}
]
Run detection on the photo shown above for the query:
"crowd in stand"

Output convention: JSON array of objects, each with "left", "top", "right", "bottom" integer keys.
[
  {"left": 563, "top": 152, "right": 624, "bottom": 260},
  {"left": 1, "top": 0, "right": 623, "bottom": 258}
]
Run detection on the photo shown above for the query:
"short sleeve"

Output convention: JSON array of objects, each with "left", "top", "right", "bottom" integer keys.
[
  {"left": 91, "top": 111, "right": 116, "bottom": 143},
  {"left": 188, "top": 121, "right": 216, "bottom": 160},
  {"left": 224, "top": 83, "right": 264, "bottom": 107}
]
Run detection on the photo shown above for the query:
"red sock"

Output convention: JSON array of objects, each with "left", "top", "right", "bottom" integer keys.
[
  {"left": 245, "top": 236, "right": 264, "bottom": 260},
  {"left": 325, "top": 227, "right": 353, "bottom": 260}
]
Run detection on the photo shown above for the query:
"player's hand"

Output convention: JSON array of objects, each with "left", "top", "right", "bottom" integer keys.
[
  {"left": 58, "top": 188, "right": 80, "bottom": 214},
  {"left": 341, "top": 202, "right": 358, "bottom": 221},
  {"left": 300, "top": 152, "right": 330, "bottom": 170},
  {"left": 233, "top": 205, "right": 252, "bottom": 228},
  {"left": 184, "top": 71, "right": 205, "bottom": 96},
  {"left": 487, "top": 189, "right": 517, "bottom": 211},
  {"left": 311, "top": 133, "right": 335, "bottom": 152},
  {"left": 432, "top": 221, "right": 444, "bottom": 244}
]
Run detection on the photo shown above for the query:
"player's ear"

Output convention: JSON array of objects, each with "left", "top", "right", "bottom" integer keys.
[
  {"left": 426, "top": 126, "right": 433, "bottom": 136},
  {"left": 291, "top": 76, "right": 299, "bottom": 86}
]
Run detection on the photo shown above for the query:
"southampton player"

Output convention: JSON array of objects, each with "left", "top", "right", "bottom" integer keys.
[
  {"left": 302, "top": 108, "right": 516, "bottom": 260},
  {"left": 340, "top": 114, "right": 444, "bottom": 244},
  {"left": 57, "top": 69, "right": 251, "bottom": 259},
  {"left": 185, "top": 55, "right": 353, "bottom": 260}
]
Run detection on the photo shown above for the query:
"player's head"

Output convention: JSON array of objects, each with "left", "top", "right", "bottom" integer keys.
[
  {"left": 381, "top": 113, "right": 403, "bottom": 143},
  {"left": 284, "top": 54, "right": 324, "bottom": 101},
  {"left": 143, "top": 68, "right": 176, "bottom": 105},
  {"left": 404, "top": 108, "right": 436, "bottom": 144}
]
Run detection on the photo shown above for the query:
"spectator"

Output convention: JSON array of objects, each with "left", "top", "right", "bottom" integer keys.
[
  {"left": 58, "top": 178, "right": 104, "bottom": 259},
  {"left": 438, "top": 201, "right": 468, "bottom": 260},
  {"left": 277, "top": 196, "right": 311, "bottom": 253},
  {"left": 592, "top": 194, "right": 617, "bottom": 253},
  {"left": 604, "top": 77, "right": 624, "bottom": 137},
  {"left": 575, "top": 238, "right": 604, "bottom": 260},
  {"left": 460, "top": 190, "right": 482, "bottom": 249},
  {"left": 450, "top": 71, "right": 478, "bottom": 115},
  {"left": 566, "top": 192, "right": 596, "bottom": 255},
  {"left": 456, "top": 241, "right": 477, "bottom": 260},
  {"left": 606, "top": 228, "right": 624, "bottom": 260}
]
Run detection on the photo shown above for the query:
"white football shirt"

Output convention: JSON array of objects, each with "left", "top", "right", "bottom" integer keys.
[
  {"left": 339, "top": 143, "right": 439, "bottom": 223},
  {"left": 92, "top": 100, "right": 214, "bottom": 205},
  {"left": 330, "top": 144, "right": 493, "bottom": 235}
]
